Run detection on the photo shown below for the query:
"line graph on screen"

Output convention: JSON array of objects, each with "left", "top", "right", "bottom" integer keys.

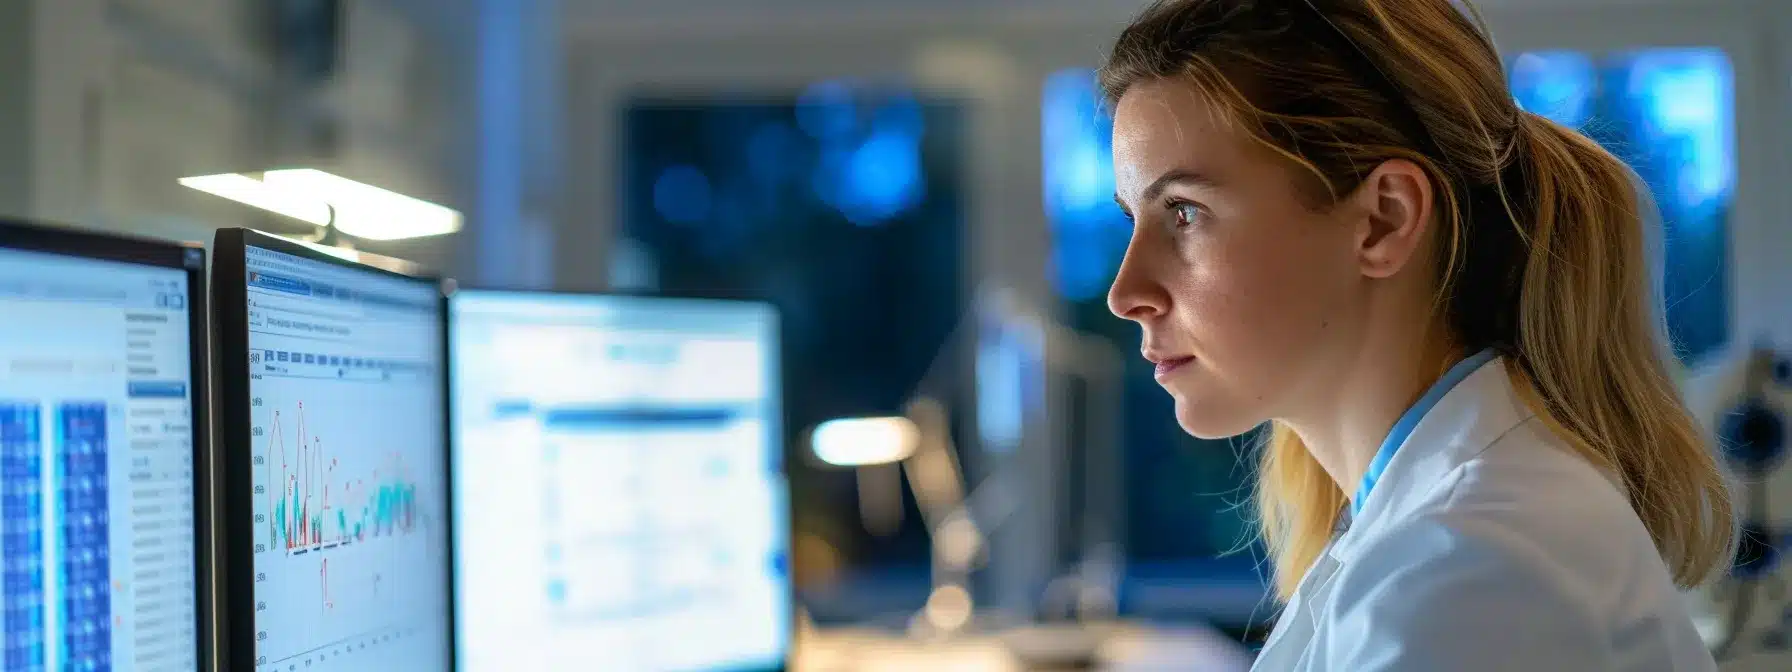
[
  {"left": 262, "top": 401, "right": 422, "bottom": 556},
  {"left": 250, "top": 389, "right": 441, "bottom": 666}
]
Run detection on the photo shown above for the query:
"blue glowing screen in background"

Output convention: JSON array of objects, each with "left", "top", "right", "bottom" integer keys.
[
  {"left": 1511, "top": 48, "right": 1734, "bottom": 363},
  {"left": 799, "top": 82, "right": 928, "bottom": 227},
  {"left": 1042, "top": 69, "right": 1131, "bottom": 302},
  {"left": 642, "top": 80, "right": 929, "bottom": 243}
]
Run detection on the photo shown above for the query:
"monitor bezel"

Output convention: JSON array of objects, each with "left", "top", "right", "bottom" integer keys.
[
  {"left": 212, "top": 227, "right": 455, "bottom": 671},
  {"left": 0, "top": 217, "right": 215, "bottom": 670},
  {"left": 446, "top": 285, "right": 791, "bottom": 672}
]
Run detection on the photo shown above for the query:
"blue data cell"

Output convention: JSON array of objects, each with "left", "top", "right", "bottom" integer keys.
[
  {"left": 57, "top": 403, "right": 110, "bottom": 670},
  {"left": 1, "top": 403, "right": 45, "bottom": 672}
]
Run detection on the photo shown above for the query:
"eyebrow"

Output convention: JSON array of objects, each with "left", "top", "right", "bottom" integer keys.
[{"left": 1114, "top": 168, "right": 1222, "bottom": 214}]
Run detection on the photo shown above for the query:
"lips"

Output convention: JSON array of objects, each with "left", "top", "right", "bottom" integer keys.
[{"left": 1153, "top": 356, "right": 1194, "bottom": 378}]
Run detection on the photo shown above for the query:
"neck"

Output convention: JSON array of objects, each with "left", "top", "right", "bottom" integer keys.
[{"left": 1281, "top": 328, "right": 1462, "bottom": 502}]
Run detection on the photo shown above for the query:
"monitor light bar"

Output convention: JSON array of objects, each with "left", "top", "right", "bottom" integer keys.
[
  {"left": 177, "top": 173, "right": 333, "bottom": 227},
  {"left": 180, "top": 169, "right": 462, "bottom": 241}
]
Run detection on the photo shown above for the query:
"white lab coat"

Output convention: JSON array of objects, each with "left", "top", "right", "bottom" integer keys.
[{"left": 1251, "top": 357, "right": 1717, "bottom": 671}]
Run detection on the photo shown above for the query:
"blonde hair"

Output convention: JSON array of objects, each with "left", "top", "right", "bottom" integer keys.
[{"left": 1100, "top": 0, "right": 1734, "bottom": 600}]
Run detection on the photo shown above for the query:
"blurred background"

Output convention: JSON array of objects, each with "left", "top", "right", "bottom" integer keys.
[{"left": 2, "top": 0, "right": 1789, "bottom": 669}]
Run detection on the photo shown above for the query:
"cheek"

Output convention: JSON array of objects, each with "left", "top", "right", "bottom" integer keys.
[{"left": 1170, "top": 215, "right": 1353, "bottom": 377}]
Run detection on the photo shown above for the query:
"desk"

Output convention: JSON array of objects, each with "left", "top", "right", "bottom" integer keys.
[{"left": 796, "top": 622, "right": 1254, "bottom": 671}]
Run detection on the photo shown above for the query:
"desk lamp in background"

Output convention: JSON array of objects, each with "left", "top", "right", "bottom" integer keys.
[
  {"left": 811, "top": 403, "right": 979, "bottom": 635},
  {"left": 807, "top": 287, "right": 1129, "bottom": 666}
]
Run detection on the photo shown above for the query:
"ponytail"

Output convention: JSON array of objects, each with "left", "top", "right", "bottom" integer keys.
[
  {"left": 1255, "top": 112, "right": 1734, "bottom": 600},
  {"left": 1499, "top": 112, "right": 1734, "bottom": 587}
]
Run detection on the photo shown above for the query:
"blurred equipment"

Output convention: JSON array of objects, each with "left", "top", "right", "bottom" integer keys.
[
  {"left": 806, "top": 287, "right": 1128, "bottom": 666},
  {"left": 1682, "top": 344, "right": 1792, "bottom": 669},
  {"left": 792, "top": 620, "right": 1252, "bottom": 672},
  {"left": 0, "top": 219, "right": 211, "bottom": 670},
  {"left": 809, "top": 396, "right": 977, "bottom": 639},
  {"left": 180, "top": 169, "right": 463, "bottom": 243},
  {"left": 211, "top": 228, "right": 454, "bottom": 670},
  {"left": 449, "top": 290, "right": 791, "bottom": 671}
]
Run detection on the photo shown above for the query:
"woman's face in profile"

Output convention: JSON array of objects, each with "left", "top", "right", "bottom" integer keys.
[{"left": 1107, "top": 78, "right": 1367, "bottom": 439}]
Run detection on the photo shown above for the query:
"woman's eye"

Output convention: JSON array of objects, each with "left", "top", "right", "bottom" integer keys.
[{"left": 1171, "top": 202, "right": 1206, "bottom": 228}]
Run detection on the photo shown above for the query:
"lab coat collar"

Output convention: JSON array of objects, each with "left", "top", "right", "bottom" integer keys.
[
  {"left": 1327, "top": 356, "right": 1535, "bottom": 563},
  {"left": 1352, "top": 348, "right": 1500, "bottom": 516}
]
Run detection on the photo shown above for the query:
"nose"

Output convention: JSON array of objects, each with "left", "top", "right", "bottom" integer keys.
[{"left": 1107, "top": 238, "right": 1168, "bottom": 322}]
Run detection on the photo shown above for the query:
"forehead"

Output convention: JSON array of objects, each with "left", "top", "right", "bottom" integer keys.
[{"left": 1111, "top": 78, "right": 1251, "bottom": 198}]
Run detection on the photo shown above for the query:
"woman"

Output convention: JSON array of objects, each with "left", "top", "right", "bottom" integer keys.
[{"left": 1102, "top": 0, "right": 1733, "bottom": 669}]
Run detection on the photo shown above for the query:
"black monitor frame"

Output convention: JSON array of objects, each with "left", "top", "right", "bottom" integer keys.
[
  {"left": 212, "top": 227, "right": 454, "bottom": 670},
  {"left": 446, "top": 286, "right": 790, "bottom": 672},
  {"left": 0, "top": 217, "right": 215, "bottom": 670}
]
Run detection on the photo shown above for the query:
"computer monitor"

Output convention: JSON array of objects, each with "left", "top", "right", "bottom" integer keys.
[
  {"left": 449, "top": 289, "right": 789, "bottom": 671},
  {"left": 0, "top": 219, "right": 211, "bottom": 670},
  {"left": 212, "top": 229, "right": 452, "bottom": 671}
]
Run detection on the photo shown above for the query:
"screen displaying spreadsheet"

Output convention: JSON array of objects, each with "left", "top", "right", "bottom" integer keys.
[
  {"left": 0, "top": 243, "right": 200, "bottom": 671},
  {"left": 451, "top": 291, "right": 789, "bottom": 671}
]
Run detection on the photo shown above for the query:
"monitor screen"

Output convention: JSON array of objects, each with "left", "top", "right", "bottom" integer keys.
[
  {"left": 239, "top": 242, "right": 449, "bottom": 670},
  {"left": 451, "top": 290, "right": 789, "bottom": 671},
  {"left": 0, "top": 241, "right": 200, "bottom": 669}
]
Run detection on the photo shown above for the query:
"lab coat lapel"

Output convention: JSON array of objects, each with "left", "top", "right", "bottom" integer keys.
[
  {"left": 1251, "top": 548, "right": 1343, "bottom": 671},
  {"left": 1249, "top": 358, "right": 1533, "bottom": 670},
  {"left": 1327, "top": 358, "right": 1533, "bottom": 564}
]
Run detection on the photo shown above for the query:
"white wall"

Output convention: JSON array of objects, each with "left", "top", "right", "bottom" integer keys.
[{"left": 0, "top": 0, "right": 477, "bottom": 271}]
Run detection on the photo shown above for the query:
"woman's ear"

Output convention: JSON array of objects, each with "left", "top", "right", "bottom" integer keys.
[{"left": 1352, "top": 159, "right": 1434, "bottom": 279}]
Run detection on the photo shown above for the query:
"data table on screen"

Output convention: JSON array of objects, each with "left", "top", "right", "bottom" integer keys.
[
  {"left": 452, "top": 292, "right": 790, "bottom": 672},
  {"left": 0, "top": 243, "right": 201, "bottom": 672}
]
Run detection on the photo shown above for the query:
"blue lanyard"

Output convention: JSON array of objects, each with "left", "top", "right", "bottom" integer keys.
[{"left": 1353, "top": 348, "right": 1499, "bottom": 515}]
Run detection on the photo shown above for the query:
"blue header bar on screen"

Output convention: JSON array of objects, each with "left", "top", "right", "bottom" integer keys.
[
  {"left": 247, "top": 268, "right": 434, "bottom": 312},
  {"left": 128, "top": 381, "right": 188, "bottom": 399}
]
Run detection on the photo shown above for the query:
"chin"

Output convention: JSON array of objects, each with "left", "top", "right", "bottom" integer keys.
[{"left": 1170, "top": 393, "right": 1263, "bottom": 440}]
